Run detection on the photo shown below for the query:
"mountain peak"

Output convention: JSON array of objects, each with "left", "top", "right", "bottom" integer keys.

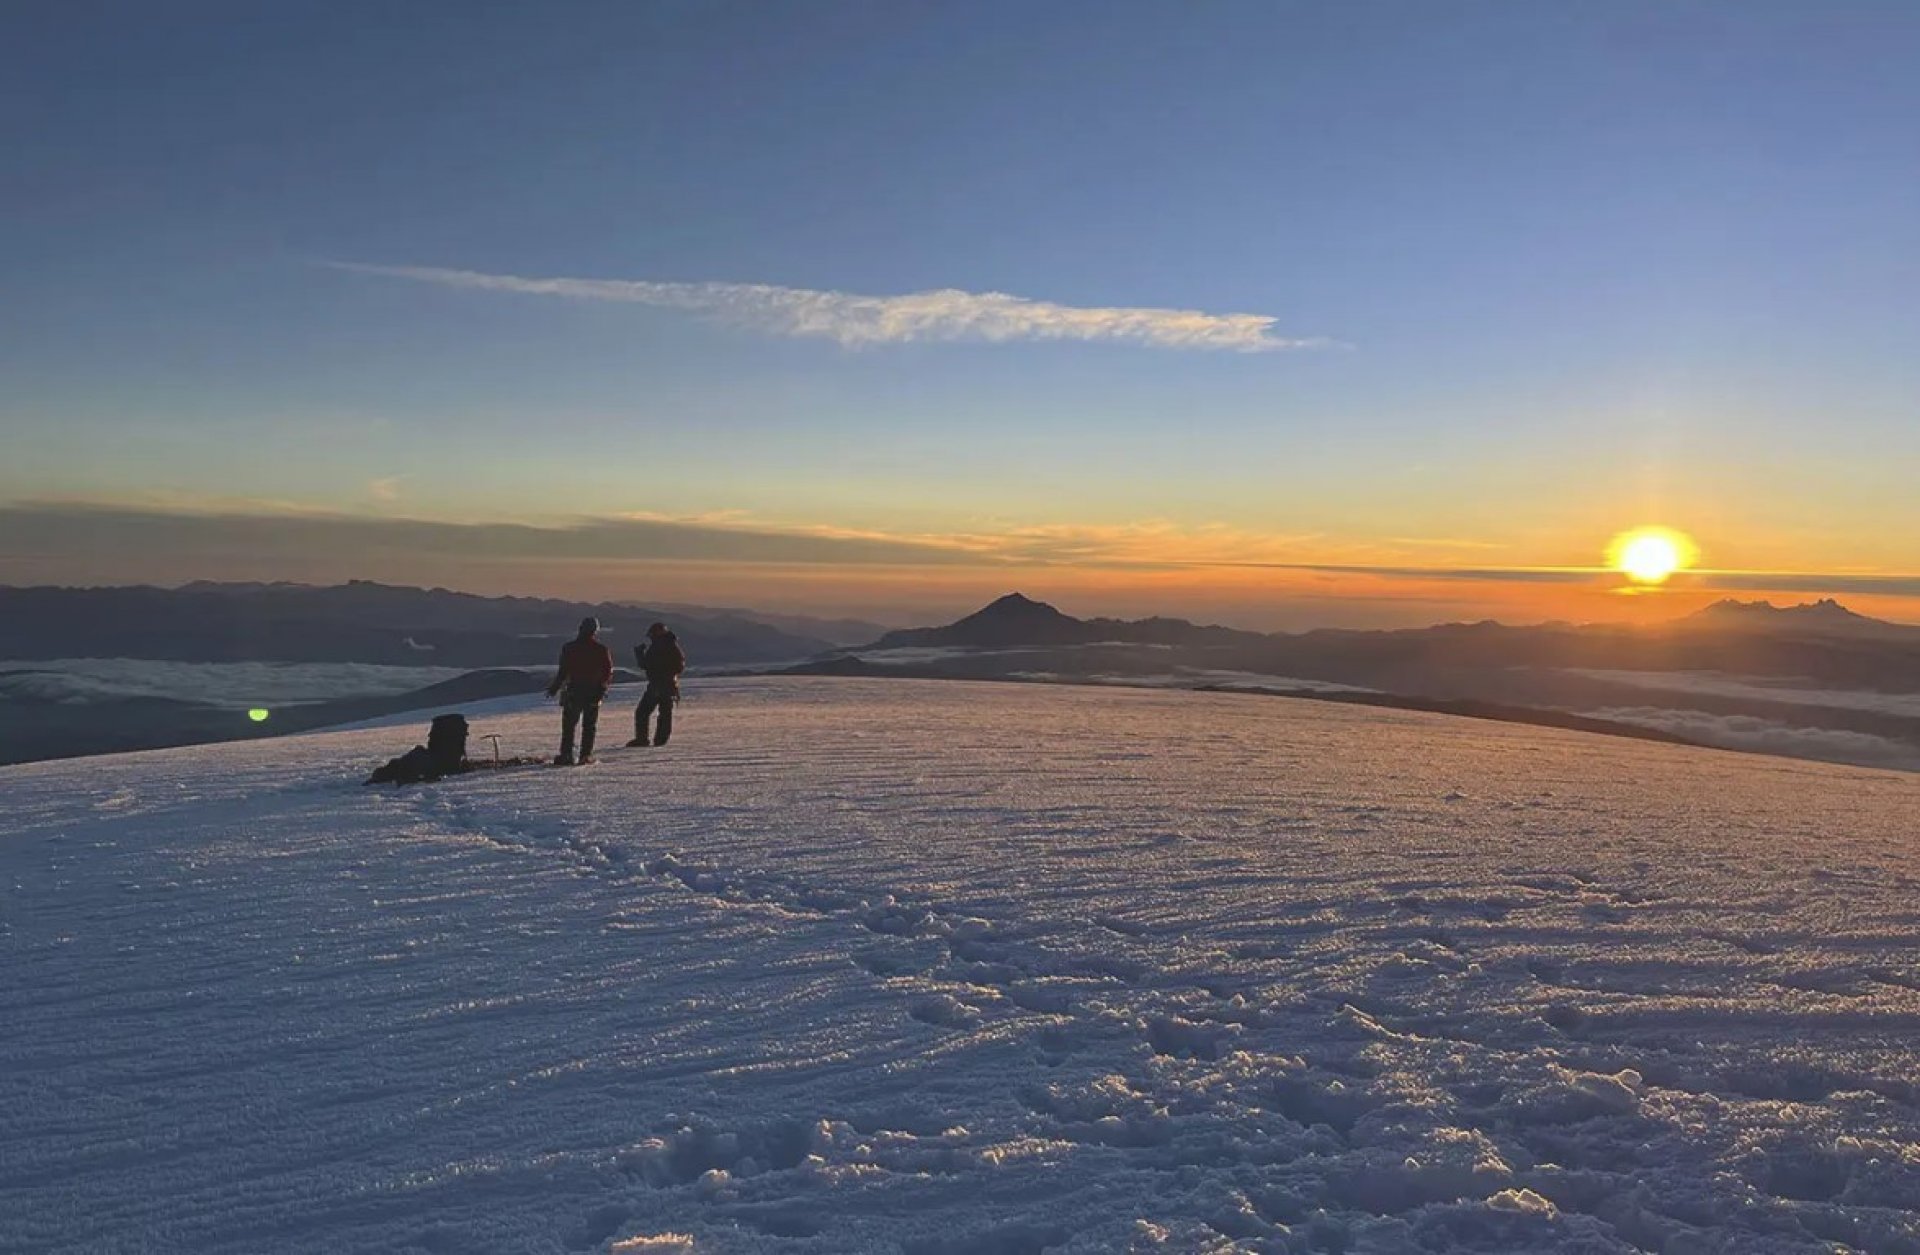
[
  {"left": 974, "top": 592, "right": 1063, "bottom": 617},
  {"left": 864, "top": 592, "right": 1088, "bottom": 650},
  {"left": 943, "top": 592, "right": 1077, "bottom": 639},
  {"left": 1696, "top": 596, "right": 1856, "bottom": 619},
  {"left": 1686, "top": 597, "right": 1902, "bottom": 637},
  {"left": 860, "top": 593, "right": 1267, "bottom": 653}
]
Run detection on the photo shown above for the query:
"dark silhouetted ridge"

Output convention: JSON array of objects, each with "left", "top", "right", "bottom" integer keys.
[
  {"left": 1685, "top": 598, "right": 1912, "bottom": 639},
  {"left": 0, "top": 581, "right": 836, "bottom": 666},
  {"left": 871, "top": 592, "right": 1099, "bottom": 649}
]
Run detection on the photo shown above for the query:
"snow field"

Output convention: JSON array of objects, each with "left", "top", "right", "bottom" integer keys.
[{"left": 2, "top": 677, "right": 1917, "bottom": 1253}]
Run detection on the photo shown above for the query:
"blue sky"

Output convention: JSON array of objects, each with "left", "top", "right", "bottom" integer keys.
[{"left": 4, "top": 1, "right": 1918, "bottom": 625}]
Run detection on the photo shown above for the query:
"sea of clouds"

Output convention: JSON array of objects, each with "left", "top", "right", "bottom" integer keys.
[
  {"left": 0, "top": 659, "right": 467, "bottom": 710},
  {"left": 1569, "top": 668, "right": 1920, "bottom": 718}
]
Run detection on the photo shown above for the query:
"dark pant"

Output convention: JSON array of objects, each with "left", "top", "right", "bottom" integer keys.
[
  {"left": 560, "top": 685, "right": 603, "bottom": 758},
  {"left": 636, "top": 682, "right": 676, "bottom": 745}
]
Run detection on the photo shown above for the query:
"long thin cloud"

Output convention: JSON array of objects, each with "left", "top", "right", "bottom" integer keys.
[
  {"left": 330, "top": 262, "right": 1329, "bottom": 352},
  {"left": 12, "top": 503, "right": 1920, "bottom": 597},
  {"left": 1200, "top": 561, "right": 1920, "bottom": 597}
]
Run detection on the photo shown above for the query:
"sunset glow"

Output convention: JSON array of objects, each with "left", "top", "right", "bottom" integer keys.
[
  {"left": 1, "top": 5, "right": 1916, "bottom": 632},
  {"left": 1608, "top": 528, "right": 1696, "bottom": 586}
]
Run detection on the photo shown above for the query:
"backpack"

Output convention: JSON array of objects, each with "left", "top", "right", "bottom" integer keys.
[
  {"left": 367, "top": 745, "right": 439, "bottom": 786},
  {"left": 366, "top": 714, "right": 471, "bottom": 786},
  {"left": 639, "top": 637, "right": 686, "bottom": 680},
  {"left": 427, "top": 714, "right": 469, "bottom": 772}
]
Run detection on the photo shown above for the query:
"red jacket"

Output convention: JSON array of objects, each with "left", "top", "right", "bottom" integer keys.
[{"left": 555, "top": 637, "right": 613, "bottom": 688}]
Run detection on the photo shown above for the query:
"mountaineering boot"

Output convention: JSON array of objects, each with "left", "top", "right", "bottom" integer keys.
[
  {"left": 553, "top": 752, "right": 575, "bottom": 766},
  {"left": 577, "top": 755, "right": 595, "bottom": 765},
  {"left": 626, "top": 737, "right": 649, "bottom": 748}
]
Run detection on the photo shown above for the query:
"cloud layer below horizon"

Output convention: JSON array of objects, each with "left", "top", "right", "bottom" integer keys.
[{"left": 332, "top": 263, "right": 1327, "bottom": 352}]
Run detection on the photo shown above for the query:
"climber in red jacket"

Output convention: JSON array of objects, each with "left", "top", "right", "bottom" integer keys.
[{"left": 546, "top": 617, "right": 614, "bottom": 764}]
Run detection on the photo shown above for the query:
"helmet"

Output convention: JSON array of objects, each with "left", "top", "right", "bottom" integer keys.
[
  {"left": 647, "top": 622, "right": 668, "bottom": 638},
  {"left": 578, "top": 616, "right": 600, "bottom": 636}
]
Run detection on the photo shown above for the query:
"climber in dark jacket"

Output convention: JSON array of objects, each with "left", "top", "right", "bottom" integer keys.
[
  {"left": 628, "top": 622, "right": 686, "bottom": 747},
  {"left": 547, "top": 617, "right": 613, "bottom": 764}
]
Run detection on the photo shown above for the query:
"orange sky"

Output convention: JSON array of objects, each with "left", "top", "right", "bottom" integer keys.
[{"left": 3, "top": 500, "right": 1916, "bottom": 631}]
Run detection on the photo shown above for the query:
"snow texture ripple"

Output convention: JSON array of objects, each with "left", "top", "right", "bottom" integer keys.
[{"left": 2, "top": 678, "right": 1917, "bottom": 1253}]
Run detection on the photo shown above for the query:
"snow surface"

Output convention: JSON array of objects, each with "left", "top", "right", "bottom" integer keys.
[
  {"left": 1009, "top": 671, "right": 1376, "bottom": 698},
  {"left": 3, "top": 677, "right": 1918, "bottom": 1254}
]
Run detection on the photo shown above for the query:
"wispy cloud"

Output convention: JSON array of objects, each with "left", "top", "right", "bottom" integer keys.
[
  {"left": 329, "top": 262, "right": 1331, "bottom": 353},
  {"left": 1198, "top": 560, "right": 1920, "bottom": 598},
  {"left": 1386, "top": 536, "right": 1510, "bottom": 551},
  {"left": 936, "top": 520, "right": 1328, "bottom": 567}
]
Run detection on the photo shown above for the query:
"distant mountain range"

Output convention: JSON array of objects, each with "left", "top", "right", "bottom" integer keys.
[
  {"left": 0, "top": 667, "right": 633, "bottom": 766},
  {"left": 0, "top": 580, "right": 844, "bottom": 668},
  {"left": 0, "top": 580, "right": 856, "bottom": 763},
  {"left": 802, "top": 592, "right": 1920, "bottom": 773},
  {"left": 872, "top": 592, "right": 1253, "bottom": 651},
  {"left": 859, "top": 591, "right": 1920, "bottom": 687},
  {"left": 6, "top": 582, "right": 1918, "bottom": 772},
  {"left": 1681, "top": 596, "right": 1915, "bottom": 639}
]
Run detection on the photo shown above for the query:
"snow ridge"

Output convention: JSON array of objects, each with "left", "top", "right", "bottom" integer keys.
[{"left": 3, "top": 678, "right": 1917, "bottom": 1253}]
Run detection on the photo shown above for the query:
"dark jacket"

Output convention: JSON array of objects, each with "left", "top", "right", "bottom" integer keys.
[
  {"left": 637, "top": 633, "right": 686, "bottom": 688},
  {"left": 552, "top": 637, "right": 613, "bottom": 694}
]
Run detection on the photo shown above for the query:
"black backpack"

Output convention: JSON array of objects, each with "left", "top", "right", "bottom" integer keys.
[
  {"left": 426, "top": 714, "right": 469, "bottom": 771},
  {"left": 366, "top": 713, "right": 471, "bottom": 786}
]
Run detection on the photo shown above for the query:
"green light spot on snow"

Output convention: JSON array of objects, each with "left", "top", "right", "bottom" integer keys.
[{"left": 248, "top": 708, "right": 271, "bottom": 723}]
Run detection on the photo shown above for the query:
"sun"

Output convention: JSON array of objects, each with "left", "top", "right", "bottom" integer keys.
[{"left": 1607, "top": 526, "right": 1696, "bottom": 585}]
